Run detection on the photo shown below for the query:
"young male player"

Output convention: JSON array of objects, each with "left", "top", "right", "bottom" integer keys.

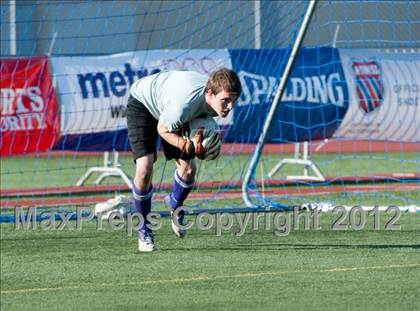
[{"left": 126, "top": 68, "right": 241, "bottom": 252}]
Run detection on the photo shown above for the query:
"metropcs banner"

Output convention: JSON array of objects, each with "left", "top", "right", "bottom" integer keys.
[
  {"left": 333, "top": 49, "right": 419, "bottom": 142},
  {"left": 51, "top": 50, "right": 231, "bottom": 150},
  {"left": 0, "top": 57, "right": 60, "bottom": 155}
]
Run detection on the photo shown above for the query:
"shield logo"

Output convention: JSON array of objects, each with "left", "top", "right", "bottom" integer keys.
[{"left": 351, "top": 60, "right": 384, "bottom": 113}]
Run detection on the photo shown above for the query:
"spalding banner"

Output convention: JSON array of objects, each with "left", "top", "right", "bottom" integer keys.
[
  {"left": 333, "top": 49, "right": 419, "bottom": 142},
  {"left": 0, "top": 57, "right": 60, "bottom": 155},
  {"left": 225, "top": 47, "right": 349, "bottom": 143}
]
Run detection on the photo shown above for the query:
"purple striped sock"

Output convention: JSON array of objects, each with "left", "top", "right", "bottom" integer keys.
[
  {"left": 132, "top": 184, "right": 153, "bottom": 231},
  {"left": 168, "top": 171, "right": 194, "bottom": 209}
]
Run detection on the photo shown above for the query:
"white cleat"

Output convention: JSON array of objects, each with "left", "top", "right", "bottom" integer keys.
[
  {"left": 170, "top": 211, "right": 186, "bottom": 238},
  {"left": 138, "top": 229, "right": 156, "bottom": 252},
  {"left": 164, "top": 195, "right": 187, "bottom": 238}
]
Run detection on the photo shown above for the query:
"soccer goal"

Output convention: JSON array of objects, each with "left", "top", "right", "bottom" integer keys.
[
  {"left": 240, "top": 0, "right": 420, "bottom": 210},
  {"left": 1, "top": 1, "right": 418, "bottom": 218}
]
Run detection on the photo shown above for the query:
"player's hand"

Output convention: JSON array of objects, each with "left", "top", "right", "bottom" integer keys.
[
  {"left": 178, "top": 138, "right": 195, "bottom": 160},
  {"left": 192, "top": 128, "right": 206, "bottom": 160}
]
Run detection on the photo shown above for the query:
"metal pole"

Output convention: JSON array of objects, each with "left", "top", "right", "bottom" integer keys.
[
  {"left": 254, "top": 0, "right": 261, "bottom": 49},
  {"left": 47, "top": 32, "right": 58, "bottom": 56},
  {"left": 332, "top": 24, "right": 340, "bottom": 48},
  {"left": 242, "top": 0, "right": 318, "bottom": 207},
  {"left": 9, "top": 0, "right": 16, "bottom": 55}
]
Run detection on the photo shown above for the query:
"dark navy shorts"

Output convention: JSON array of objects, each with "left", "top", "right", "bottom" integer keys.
[{"left": 126, "top": 95, "right": 184, "bottom": 162}]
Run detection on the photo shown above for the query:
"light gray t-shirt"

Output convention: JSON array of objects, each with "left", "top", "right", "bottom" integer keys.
[{"left": 130, "top": 70, "right": 217, "bottom": 132}]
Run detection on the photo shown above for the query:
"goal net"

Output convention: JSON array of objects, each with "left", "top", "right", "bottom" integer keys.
[{"left": 1, "top": 1, "right": 419, "bottom": 217}]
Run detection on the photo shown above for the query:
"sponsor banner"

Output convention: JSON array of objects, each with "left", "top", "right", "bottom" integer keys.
[
  {"left": 1, "top": 56, "right": 60, "bottom": 155},
  {"left": 333, "top": 49, "right": 419, "bottom": 142},
  {"left": 52, "top": 129, "right": 130, "bottom": 152},
  {"left": 50, "top": 49, "right": 231, "bottom": 150},
  {"left": 225, "top": 47, "right": 349, "bottom": 143}
]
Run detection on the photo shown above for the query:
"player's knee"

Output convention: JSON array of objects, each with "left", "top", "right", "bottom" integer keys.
[
  {"left": 184, "top": 162, "right": 196, "bottom": 181},
  {"left": 134, "top": 170, "right": 152, "bottom": 189},
  {"left": 176, "top": 159, "right": 196, "bottom": 182},
  {"left": 134, "top": 155, "right": 154, "bottom": 190}
]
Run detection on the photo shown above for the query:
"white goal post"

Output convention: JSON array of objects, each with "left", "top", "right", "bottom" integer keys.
[{"left": 242, "top": 0, "right": 318, "bottom": 208}]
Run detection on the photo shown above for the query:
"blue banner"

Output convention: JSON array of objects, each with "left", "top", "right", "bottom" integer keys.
[{"left": 225, "top": 47, "right": 349, "bottom": 143}]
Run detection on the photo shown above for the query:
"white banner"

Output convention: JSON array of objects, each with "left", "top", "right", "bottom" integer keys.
[
  {"left": 51, "top": 50, "right": 232, "bottom": 134},
  {"left": 333, "top": 49, "right": 420, "bottom": 142}
]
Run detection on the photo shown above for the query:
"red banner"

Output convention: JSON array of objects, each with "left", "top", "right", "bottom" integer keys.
[{"left": 1, "top": 56, "right": 60, "bottom": 155}]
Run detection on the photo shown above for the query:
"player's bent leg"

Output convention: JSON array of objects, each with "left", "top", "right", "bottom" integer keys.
[
  {"left": 165, "top": 159, "right": 196, "bottom": 238},
  {"left": 175, "top": 158, "right": 196, "bottom": 182},
  {"left": 133, "top": 154, "right": 156, "bottom": 252}
]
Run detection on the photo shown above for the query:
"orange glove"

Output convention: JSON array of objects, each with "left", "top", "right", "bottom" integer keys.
[
  {"left": 178, "top": 138, "right": 195, "bottom": 160},
  {"left": 192, "top": 128, "right": 206, "bottom": 160}
]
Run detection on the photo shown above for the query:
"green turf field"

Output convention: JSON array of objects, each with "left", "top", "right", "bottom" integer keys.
[
  {"left": 2, "top": 152, "right": 419, "bottom": 310},
  {"left": 1, "top": 213, "right": 419, "bottom": 311}
]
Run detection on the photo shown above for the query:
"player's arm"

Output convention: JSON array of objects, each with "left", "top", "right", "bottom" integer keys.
[
  {"left": 159, "top": 104, "right": 207, "bottom": 158},
  {"left": 157, "top": 119, "right": 206, "bottom": 160},
  {"left": 157, "top": 120, "right": 187, "bottom": 148}
]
